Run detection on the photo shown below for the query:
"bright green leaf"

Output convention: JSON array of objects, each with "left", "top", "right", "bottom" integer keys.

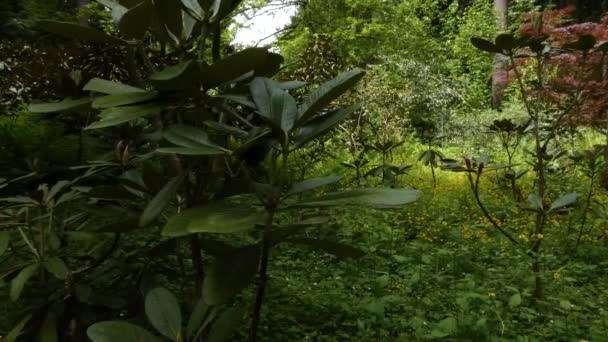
[
  {"left": 509, "top": 293, "right": 522, "bottom": 308},
  {"left": 292, "top": 188, "right": 421, "bottom": 209},
  {"left": 287, "top": 176, "right": 343, "bottom": 196},
  {"left": 162, "top": 203, "right": 264, "bottom": 237}
]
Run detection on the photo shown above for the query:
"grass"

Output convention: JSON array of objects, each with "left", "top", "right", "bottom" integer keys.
[{"left": 252, "top": 157, "right": 608, "bottom": 341}]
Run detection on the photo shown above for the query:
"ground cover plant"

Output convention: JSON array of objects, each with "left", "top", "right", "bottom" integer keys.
[{"left": 1, "top": 0, "right": 608, "bottom": 341}]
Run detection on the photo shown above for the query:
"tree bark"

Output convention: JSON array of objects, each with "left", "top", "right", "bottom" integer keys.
[{"left": 492, "top": 0, "right": 509, "bottom": 109}]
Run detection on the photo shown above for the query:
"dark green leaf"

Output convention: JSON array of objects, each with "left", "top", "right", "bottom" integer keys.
[
  {"left": 470, "top": 36, "right": 500, "bottom": 53},
  {"left": 162, "top": 203, "right": 264, "bottom": 237},
  {"left": 28, "top": 98, "right": 91, "bottom": 113},
  {"left": 39, "top": 310, "right": 58, "bottom": 342},
  {"left": 154, "top": 0, "right": 183, "bottom": 40},
  {"left": 85, "top": 103, "right": 161, "bottom": 130},
  {"left": 118, "top": 0, "right": 153, "bottom": 39},
  {"left": 140, "top": 175, "right": 184, "bottom": 227},
  {"left": 156, "top": 146, "right": 228, "bottom": 155},
  {"left": 44, "top": 257, "right": 69, "bottom": 280},
  {"left": 10, "top": 263, "right": 39, "bottom": 301},
  {"left": 92, "top": 91, "right": 158, "bottom": 109},
  {"left": 298, "top": 69, "right": 365, "bottom": 124},
  {"left": 250, "top": 77, "right": 277, "bottom": 119},
  {"left": 292, "top": 188, "right": 421, "bottom": 209},
  {"left": 207, "top": 307, "right": 244, "bottom": 342},
  {"left": 204, "top": 48, "right": 284, "bottom": 88},
  {"left": 164, "top": 125, "right": 214, "bottom": 148},
  {"left": 145, "top": 287, "right": 183, "bottom": 340},
  {"left": 270, "top": 88, "right": 298, "bottom": 132},
  {"left": 294, "top": 103, "right": 361, "bottom": 147},
  {"left": 564, "top": 35, "right": 596, "bottom": 50},
  {"left": 203, "top": 245, "right": 260, "bottom": 305},
  {"left": 5, "top": 314, "right": 32, "bottom": 342},
  {"left": 495, "top": 33, "right": 516, "bottom": 51},
  {"left": 286, "top": 238, "right": 364, "bottom": 258},
  {"left": 186, "top": 298, "right": 211, "bottom": 340},
  {"left": 87, "top": 321, "right": 161, "bottom": 342},
  {"left": 150, "top": 60, "right": 201, "bottom": 90},
  {"left": 0, "top": 231, "right": 10, "bottom": 256},
  {"left": 287, "top": 176, "right": 343, "bottom": 196},
  {"left": 37, "top": 21, "right": 124, "bottom": 43}
]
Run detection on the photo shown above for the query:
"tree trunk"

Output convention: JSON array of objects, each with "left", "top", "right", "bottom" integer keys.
[
  {"left": 492, "top": 0, "right": 509, "bottom": 109},
  {"left": 77, "top": 0, "right": 89, "bottom": 25}
]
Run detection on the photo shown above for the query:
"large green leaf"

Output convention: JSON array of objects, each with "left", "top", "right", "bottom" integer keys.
[
  {"left": 470, "top": 36, "right": 500, "bottom": 53},
  {"left": 203, "top": 245, "right": 260, "bottom": 305},
  {"left": 164, "top": 125, "right": 215, "bottom": 148},
  {"left": 298, "top": 69, "right": 365, "bottom": 124},
  {"left": 286, "top": 238, "right": 364, "bottom": 258},
  {"left": 118, "top": 0, "right": 153, "bottom": 39},
  {"left": 250, "top": 77, "right": 276, "bottom": 119},
  {"left": 287, "top": 176, "right": 343, "bottom": 196},
  {"left": 44, "top": 257, "right": 69, "bottom": 280},
  {"left": 292, "top": 188, "right": 421, "bottom": 209},
  {"left": 150, "top": 60, "right": 200, "bottom": 90},
  {"left": 0, "top": 231, "right": 10, "bottom": 256},
  {"left": 87, "top": 321, "right": 161, "bottom": 342},
  {"left": 186, "top": 298, "right": 211, "bottom": 340},
  {"left": 92, "top": 91, "right": 158, "bottom": 109},
  {"left": 207, "top": 307, "right": 244, "bottom": 342},
  {"left": 37, "top": 21, "right": 123, "bottom": 44},
  {"left": 84, "top": 78, "right": 146, "bottom": 94},
  {"left": 28, "top": 98, "right": 91, "bottom": 113},
  {"left": 203, "top": 48, "right": 283, "bottom": 88},
  {"left": 181, "top": 0, "right": 205, "bottom": 21},
  {"left": 139, "top": 175, "right": 183, "bottom": 227},
  {"left": 145, "top": 287, "right": 183, "bottom": 340},
  {"left": 294, "top": 103, "right": 361, "bottom": 147},
  {"left": 85, "top": 103, "right": 161, "bottom": 130},
  {"left": 162, "top": 203, "right": 264, "bottom": 237},
  {"left": 10, "top": 263, "right": 39, "bottom": 301},
  {"left": 548, "top": 193, "right": 577, "bottom": 213},
  {"left": 154, "top": 0, "right": 183, "bottom": 40},
  {"left": 270, "top": 88, "right": 298, "bottom": 133}
]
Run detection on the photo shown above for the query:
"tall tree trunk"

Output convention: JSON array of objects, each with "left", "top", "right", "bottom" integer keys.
[
  {"left": 77, "top": 0, "right": 89, "bottom": 25},
  {"left": 492, "top": 0, "right": 509, "bottom": 109}
]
